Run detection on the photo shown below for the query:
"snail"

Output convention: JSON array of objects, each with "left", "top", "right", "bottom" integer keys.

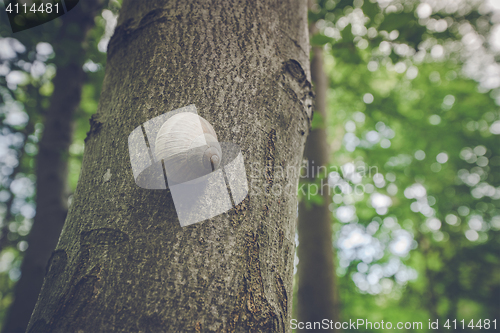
[{"left": 154, "top": 112, "right": 222, "bottom": 184}]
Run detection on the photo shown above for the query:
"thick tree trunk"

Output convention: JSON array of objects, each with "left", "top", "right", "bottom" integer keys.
[
  {"left": 27, "top": 1, "right": 312, "bottom": 332},
  {"left": 296, "top": 37, "right": 338, "bottom": 330},
  {"left": 2, "top": 2, "right": 103, "bottom": 333}
]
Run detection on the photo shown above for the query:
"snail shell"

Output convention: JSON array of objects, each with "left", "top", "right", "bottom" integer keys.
[{"left": 155, "top": 112, "right": 222, "bottom": 184}]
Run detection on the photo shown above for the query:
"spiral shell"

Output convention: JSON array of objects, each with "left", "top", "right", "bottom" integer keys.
[{"left": 154, "top": 112, "right": 222, "bottom": 184}]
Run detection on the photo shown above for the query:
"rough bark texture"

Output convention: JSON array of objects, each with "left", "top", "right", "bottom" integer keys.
[
  {"left": 27, "top": 1, "right": 311, "bottom": 332},
  {"left": 2, "top": 2, "right": 103, "bottom": 333},
  {"left": 296, "top": 34, "right": 338, "bottom": 330}
]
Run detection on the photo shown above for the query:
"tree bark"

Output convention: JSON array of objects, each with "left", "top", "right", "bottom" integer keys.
[
  {"left": 2, "top": 2, "right": 103, "bottom": 333},
  {"left": 296, "top": 26, "right": 338, "bottom": 331},
  {"left": 27, "top": 1, "right": 312, "bottom": 332}
]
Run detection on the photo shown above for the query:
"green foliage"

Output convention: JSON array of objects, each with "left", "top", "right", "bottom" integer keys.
[
  {"left": 298, "top": 0, "right": 500, "bottom": 331},
  {"left": 311, "top": 33, "right": 335, "bottom": 46}
]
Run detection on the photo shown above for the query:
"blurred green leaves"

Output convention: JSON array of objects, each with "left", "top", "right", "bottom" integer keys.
[{"left": 304, "top": 0, "right": 500, "bottom": 330}]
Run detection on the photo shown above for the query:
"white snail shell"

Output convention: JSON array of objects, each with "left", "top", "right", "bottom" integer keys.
[{"left": 154, "top": 112, "right": 222, "bottom": 184}]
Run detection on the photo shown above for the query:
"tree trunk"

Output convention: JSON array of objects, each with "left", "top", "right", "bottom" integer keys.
[
  {"left": 296, "top": 28, "right": 338, "bottom": 331},
  {"left": 27, "top": 1, "right": 312, "bottom": 332},
  {"left": 2, "top": 2, "right": 103, "bottom": 333}
]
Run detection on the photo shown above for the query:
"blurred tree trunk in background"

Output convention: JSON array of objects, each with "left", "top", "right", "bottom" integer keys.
[
  {"left": 27, "top": 0, "right": 312, "bottom": 332},
  {"left": 2, "top": 2, "right": 104, "bottom": 332},
  {"left": 296, "top": 14, "right": 338, "bottom": 332}
]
